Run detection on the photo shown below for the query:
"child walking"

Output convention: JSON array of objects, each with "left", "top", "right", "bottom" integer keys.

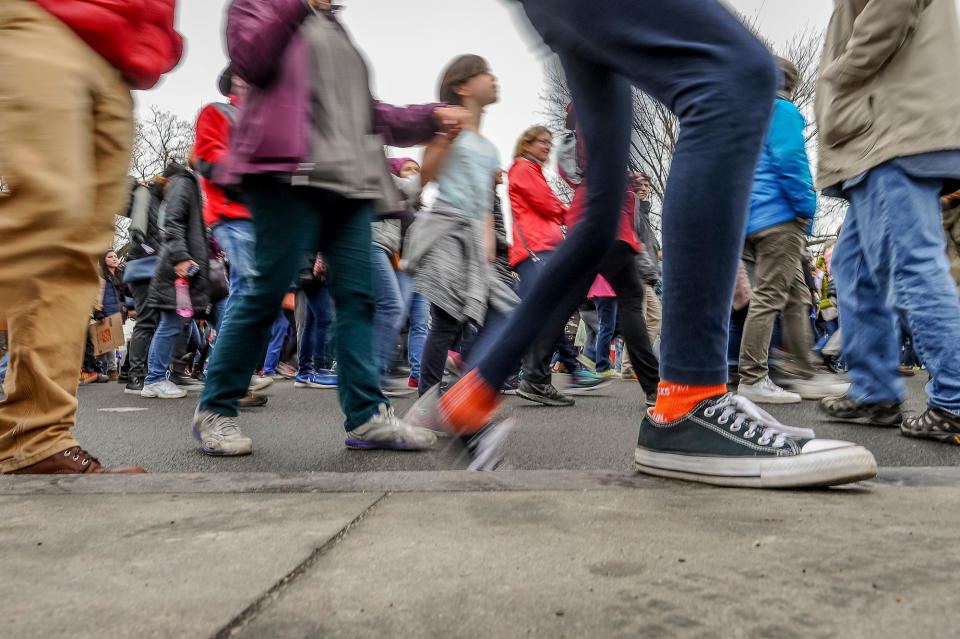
[{"left": 402, "top": 55, "right": 518, "bottom": 397}]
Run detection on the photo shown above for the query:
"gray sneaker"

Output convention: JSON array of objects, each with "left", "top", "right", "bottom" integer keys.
[
  {"left": 191, "top": 409, "right": 253, "bottom": 456},
  {"left": 345, "top": 404, "right": 437, "bottom": 450}
]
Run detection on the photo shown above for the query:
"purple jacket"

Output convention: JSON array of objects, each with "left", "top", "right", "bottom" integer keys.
[{"left": 221, "top": 0, "right": 440, "bottom": 185}]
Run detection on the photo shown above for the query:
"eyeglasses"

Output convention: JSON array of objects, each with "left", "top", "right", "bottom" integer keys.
[{"left": 534, "top": 137, "right": 553, "bottom": 146}]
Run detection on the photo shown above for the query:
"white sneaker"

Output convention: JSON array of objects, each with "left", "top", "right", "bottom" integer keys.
[
  {"left": 249, "top": 374, "right": 274, "bottom": 392},
  {"left": 467, "top": 418, "right": 514, "bottom": 471},
  {"left": 345, "top": 404, "right": 437, "bottom": 450},
  {"left": 737, "top": 376, "right": 801, "bottom": 404},
  {"left": 780, "top": 373, "right": 851, "bottom": 400},
  {"left": 191, "top": 409, "right": 253, "bottom": 456},
  {"left": 141, "top": 380, "right": 186, "bottom": 399}
]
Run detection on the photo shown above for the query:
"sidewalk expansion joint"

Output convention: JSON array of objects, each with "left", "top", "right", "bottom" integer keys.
[{"left": 210, "top": 491, "right": 391, "bottom": 639}]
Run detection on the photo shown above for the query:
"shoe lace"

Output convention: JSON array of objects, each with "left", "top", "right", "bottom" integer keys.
[
  {"left": 704, "top": 394, "right": 815, "bottom": 448},
  {"left": 211, "top": 414, "right": 241, "bottom": 437},
  {"left": 65, "top": 446, "right": 99, "bottom": 468},
  {"left": 377, "top": 403, "right": 401, "bottom": 427}
]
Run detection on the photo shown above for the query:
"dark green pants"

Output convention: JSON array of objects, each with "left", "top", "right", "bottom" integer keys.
[{"left": 199, "top": 180, "right": 387, "bottom": 430}]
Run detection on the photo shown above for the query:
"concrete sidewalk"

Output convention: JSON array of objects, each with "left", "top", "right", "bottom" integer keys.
[{"left": 3, "top": 469, "right": 959, "bottom": 638}]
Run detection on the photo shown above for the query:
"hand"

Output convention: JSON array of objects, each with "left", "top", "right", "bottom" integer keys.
[
  {"left": 433, "top": 106, "right": 469, "bottom": 141},
  {"left": 127, "top": 310, "right": 138, "bottom": 320},
  {"left": 174, "top": 260, "right": 198, "bottom": 279},
  {"left": 313, "top": 255, "right": 324, "bottom": 277}
]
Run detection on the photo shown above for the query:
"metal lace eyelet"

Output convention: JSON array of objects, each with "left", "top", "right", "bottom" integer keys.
[
  {"left": 744, "top": 430, "right": 757, "bottom": 439},
  {"left": 729, "top": 423, "right": 741, "bottom": 431},
  {"left": 81, "top": 459, "right": 89, "bottom": 466},
  {"left": 717, "top": 416, "right": 728, "bottom": 425},
  {"left": 704, "top": 408, "right": 716, "bottom": 418},
  {"left": 64, "top": 450, "right": 72, "bottom": 456},
  {"left": 73, "top": 455, "right": 80, "bottom": 461},
  {"left": 758, "top": 437, "right": 772, "bottom": 446}
]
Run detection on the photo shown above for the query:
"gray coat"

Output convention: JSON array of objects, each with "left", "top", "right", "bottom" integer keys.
[{"left": 401, "top": 201, "right": 518, "bottom": 325}]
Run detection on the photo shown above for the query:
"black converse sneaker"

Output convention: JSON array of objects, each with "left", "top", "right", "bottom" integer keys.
[
  {"left": 900, "top": 407, "right": 960, "bottom": 445},
  {"left": 635, "top": 393, "right": 878, "bottom": 488}
]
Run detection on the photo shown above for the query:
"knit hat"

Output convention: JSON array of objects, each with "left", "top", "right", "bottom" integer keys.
[{"left": 389, "top": 157, "right": 417, "bottom": 176}]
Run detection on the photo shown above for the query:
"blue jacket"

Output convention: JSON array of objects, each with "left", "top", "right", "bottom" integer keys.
[{"left": 747, "top": 99, "right": 817, "bottom": 236}]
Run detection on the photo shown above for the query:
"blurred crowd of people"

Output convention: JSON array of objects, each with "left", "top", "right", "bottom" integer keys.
[{"left": 2, "top": 0, "right": 959, "bottom": 485}]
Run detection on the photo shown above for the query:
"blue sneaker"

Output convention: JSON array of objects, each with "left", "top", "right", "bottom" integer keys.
[
  {"left": 311, "top": 372, "right": 337, "bottom": 388},
  {"left": 294, "top": 372, "right": 337, "bottom": 389},
  {"left": 564, "top": 368, "right": 614, "bottom": 395}
]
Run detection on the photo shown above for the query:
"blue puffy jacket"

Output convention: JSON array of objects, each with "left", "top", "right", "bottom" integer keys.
[{"left": 747, "top": 99, "right": 817, "bottom": 236}]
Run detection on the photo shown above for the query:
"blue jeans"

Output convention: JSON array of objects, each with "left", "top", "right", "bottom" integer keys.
[
  {"left": 299, "top": 287, "right": 333, "bottom": 375},
  {"left": 262, "top": 312, "right": 290, "bottom": 375},
  {"left": 833, "top": 162, "right": 960, "bottom": 413},
  {"left": 585, "top": 298, "right": 618, "bottom": 372},
  {"left": 371, "top": 246, "right": 404, "bottom": 375},
  {"left": 145, "top": 311, "right": 189, "bottom": 385},
  {"left": 212, "top": 218, "right": 257, "bottom": 328},
  {"left": 474, "top": 0, "right": 776, "bottom": 388},
  {"left": 398, "top": 272, "right": 430, "bottom": 380},
  {"left": 812, "top": 318, "right": 839, "bottom": 353},
  {"left": 0, "top": 351, "right": 8, "bottom": 384}
]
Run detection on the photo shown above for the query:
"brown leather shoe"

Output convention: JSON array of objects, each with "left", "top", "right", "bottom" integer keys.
[
  {"left": 897, "top": 365, "right": 916, "bottom": 377},
  {"left": 7, "top": 446, "right": 146, "bottom": 474},
  {"left": 238, "top": 392, "right": 268, "bottom": 409}
]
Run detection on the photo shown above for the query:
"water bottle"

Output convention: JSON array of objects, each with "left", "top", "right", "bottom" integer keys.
[{"left": 175, "top": 278, "right": 193, "bottom": 318}]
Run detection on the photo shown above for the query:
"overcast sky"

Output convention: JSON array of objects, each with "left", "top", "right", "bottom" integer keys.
[{"left": 138, "top": 0, "right": 838, "bottom": 166}]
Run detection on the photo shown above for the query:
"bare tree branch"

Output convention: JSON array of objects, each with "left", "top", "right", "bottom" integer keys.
[
  {"left": 129, "top": 105, "right": 195, "bottom": 182},
  {"left": 539, "top": 20, "right": 839, "bottom": 250}
]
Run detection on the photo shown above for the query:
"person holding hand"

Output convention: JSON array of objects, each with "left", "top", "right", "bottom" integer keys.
[{"left": 191, "top": 0, "right": 469, "bottom": 455}]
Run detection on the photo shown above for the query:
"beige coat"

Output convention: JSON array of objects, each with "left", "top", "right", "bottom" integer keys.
[{"left": 815, "top": 0, "right": 960, "bottom": 191}]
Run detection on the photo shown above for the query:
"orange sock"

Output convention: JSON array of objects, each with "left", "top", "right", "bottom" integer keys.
[
  {"left": 651, "top": 381, "right": 728, "bottom": 423},
  {"left": 437, "top": 369, "right": 501, "bottom": 434}
]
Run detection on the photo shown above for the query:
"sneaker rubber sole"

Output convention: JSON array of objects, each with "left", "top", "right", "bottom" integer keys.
[
  {"left": 140, "top": 389, "right": 186, "bottom": 399},
  {"left": 516, "top": 388, "right": 574, "bottom": 407},
  {"left": 343, "top": 437, "right": 431, "bottom": 451},
  {"left": 634, "top": 444, "right": 878, "bottom": 488},
  {"left": 565, "top": 378, "right": 614, "bottom": 395}
]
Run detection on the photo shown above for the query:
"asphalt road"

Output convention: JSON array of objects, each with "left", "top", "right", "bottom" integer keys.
[{"left": 72, "top": 373, "right": 958, "bottom": 473}]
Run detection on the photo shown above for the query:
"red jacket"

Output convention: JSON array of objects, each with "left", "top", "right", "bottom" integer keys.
[
  {"left": 566, "top": 185, "right": 641, "bottom": 253},
  {"left": 194, "top": 100, "right": 251, "bottom": 226},
  {"left": 31, "top": 0, "right": 182, "bottom": 90},
  {"left": 508, "top": 158, "right": 568, "bottom": 267}
]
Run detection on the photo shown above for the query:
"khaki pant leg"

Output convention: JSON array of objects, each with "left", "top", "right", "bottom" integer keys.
[
  {"left": 643, "top": 286, "right": 662, "bottom": 344},
  {"left": 0, "top": 0, "right": 133, "bottom": 471},
  {"left": 737, "top": 221, "right": 806, "bottom": 385}
]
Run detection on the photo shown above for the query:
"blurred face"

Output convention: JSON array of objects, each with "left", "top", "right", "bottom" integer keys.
[
  {"left": 232, "top": 76, "right": 248, "bottom": 101},
  {"left": 105, "top": 252, "right": 118, "bottom": 269},
  {"left": 399, "top": 161, "right": 420, "bottom": 178},
  {"left": 458, "top": 70, "right": 498, "bottom": 107},
  {"left": 634, "top": 177, "right": 651, "bottom": 200},
  {"left": 525, "top": 132, "right": 552, "bottom": 163},
  {"left": 494, "top": 168, "right": 504, "bottom": 186}
]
